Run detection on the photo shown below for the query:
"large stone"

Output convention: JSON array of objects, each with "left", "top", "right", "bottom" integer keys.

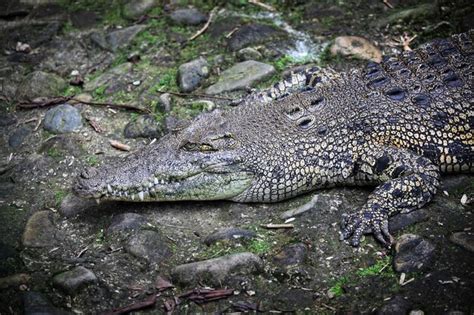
[
  {"left": 123, "top": 0, "right": 158, "bottom": 20},
  {"left": 43, "top": 104, "right": 83, "bottom": 133},
  {"left": 84, "top": 62, "right": 133, "bottom": 93},
  {"left": 272, "top": 243, "right": 307, "bottom": 268},
  {"left": 177, "top": 57, "right": 209, "bottom": 92},
  {"left": 393, "top": 234, "right": 435, "bottom": 273},
  {"left": 22, "top": 211, "right": 57, "bottom": 248},
  {"left": 330, "top": 36, "right": 382, "bottom": 63},
  {"left": 16, "top": 71, "right": 67, "bottom": 100},
  {"left": 107, "top": 213, "right": 148, "bottom": 234},
  {"left": 237, "top": 47, "right": 263, "bottom": 61},
  {"left": 8, "top": 126, "right": 31, "bottom": 148},
  {"left": 23, "top": 291, "right": 71, "bottom": 315},
  {"left": 59, "top": 193, "right": 96, "bottom": 217},
  {"left": 52, "top": 266, "right": 97, "bottom": 295},
  {"left": 206, "top": 61, "right": 275, "bottom": 94},
  {"left": 70, "top": 10, "right": 101, "bottom": 29},
  {"left": 107, "top": 25, "right": 147, "bottom": 52},
  {"left": 376, "top": 295, "right": 411, "bottom": 315},
  {"left": 227, "top": 23, "right": 284, "bottom": 51},
  {"left": 126, "top": 230, "right": 171, "bottom": 264},
  {"left": 124, "top": 115, "right": 164, "bottom": 139},
  {"left": 170, "top": 7, "right": 207, "bottom": 26},
  {"left": 449, "top": 232, "right": 474, "bottom": 253},
  {"left": 171, "top": 252, "right": 263, "bottom": 286},
  {"left": 388, "top": 210, "right": 428, "bottom": 233}
]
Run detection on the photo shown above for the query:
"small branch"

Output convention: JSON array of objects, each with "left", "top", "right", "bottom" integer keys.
[
  {"left": 248, "top": 0, "right": 276, "bottom": 12},
  {"left": 16, "top": 96, "right": 151, "bottom": 114},
  {"left": 156, "top": 90, "right": 233, "bottom": 101},
  {"left": 382, "top": 0, "right": 394, "bottom": 9},
  {"left": 110, "top": 140, "right": 131, "bottom": 152},
  {"left": 101, "top": 295, "right": 158, "bottom": 315},
  {"left": 260, "top": 223, "right": 294, "bottom": 229},
  {"left": 188, "top": 7, "right": 218, "bottom": 41}
]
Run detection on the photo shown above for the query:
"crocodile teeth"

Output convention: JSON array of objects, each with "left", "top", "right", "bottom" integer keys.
[
  {"left": 149, "top": 188, "right": 156, "bottom": 197},
  {"left": 107, "top": 184, "right": 112, "bottom": 193},
  {"left": 154, "top": 177, "right": 159, "bottom": 185},
  {"left": 160, "top": 179, "right": 165, "bottom": 184},
  {"left": 148, "top": 182, "right": 153, "bottom": 188},
  {"left": 95, "top": 198, "right": 101, "bottom": 204},
  {"left": 138, "top": 191, "right": 144, "bottom": 201},
  {"left": 131, "top": 194, "right": 135, "bottom": 201}
]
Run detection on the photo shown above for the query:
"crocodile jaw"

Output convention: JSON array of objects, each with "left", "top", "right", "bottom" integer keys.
[{"left": 73, "top": 147, "right": 254, "bottom": 203}]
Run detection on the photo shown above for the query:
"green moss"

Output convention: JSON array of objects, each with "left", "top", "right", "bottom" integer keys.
[
  {"left": 356, "top": 256, "right": 394, "bottom": 277},
  {"left": 63, "top": 86, "right": 82, "bottom": 97},
  {"left": 93, "top": 85, "right": 107, "bottom": 100},
  {"left": 47, "top": 148, "right": 62, "bottom": 159},
  {"left": 85, "top": 155, "right": 100, "bottom": 167},
  {"left": 329, "top": 276, "right": 349, "bottom": 297},
  {"left": 328, "top": 256, "right": 397, "bottom": 298},
  {"left": 247, "top": 238, "right": 271, "bottom": 254},
  {"left": 54, "top": 190, "right": 67, "bottom": 207},
  {"left": 318, "top": 45, "right": 345, "bottom": 68}
]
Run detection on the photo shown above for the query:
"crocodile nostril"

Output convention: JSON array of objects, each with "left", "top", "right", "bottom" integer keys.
[{"left": 81, "top": 167, "right": 98, "bottom": 179}]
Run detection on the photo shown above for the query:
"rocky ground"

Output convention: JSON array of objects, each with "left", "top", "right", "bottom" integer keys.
[{"left": 0, "top": 0, "right": 473, "bottom": 314}]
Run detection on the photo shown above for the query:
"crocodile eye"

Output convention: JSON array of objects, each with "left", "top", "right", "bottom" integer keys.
[{"left": 199, "top": 144, "right": 216, "bottom": 152}]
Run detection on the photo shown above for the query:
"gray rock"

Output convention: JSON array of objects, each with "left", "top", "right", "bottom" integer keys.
[
  {"left": 16, "top": 71, "right": 67, "bottom": 100},
  {"left": 449, "top": 232, "right": 474, "bottom": 252},
  {"left": 59, "top": 193, "right": 96, "bottom": 217},
  {"left": 84, "top": 62, "right": 133, "bottom": 93},
  {"left": 23, "top": 291, "right": 71, "bottom": 315},
  {"left": 272, "top": 243, "right": 307, "bottom": 268},
  {"left": 227, "top": 23, "right": 284, "bottom": 51},
  {"left": 123, "top": 0, "right": 158, "bottom": 20},
  {"left": 177, "top": 57, "right": 209, "bottom": 92},
  {"left": 330, "top": 36, "right": 382, "bottom": 63},
  {"left": 237, "top": 47, "right": 262, "bottom": 61},
  {"left": 376, "top": 295, "right": 411, "bottom": 315},
  {"left": 107, "top": 25, "right": 147, "bottom": 52},
  {"left": 171, "top": 252, "right": 263, "bottom": 286},
  {"left": 0, "top": 113, "right": 17, "bottom": 127},
  {"left": 393, "top": 234, "right": 435, "bottom": 273},
  {"left": 126, "top": 230, "right": 171, "bottom": 263},
  {"left": 204, "top": 228, "right": 257, "bottom": 246},
  {"left": 43, "top": 104, "right": 83, "bottom": 133},
  {"left": 159, "top": 93, "right": 172, "bottom": 112},
  {"left": 70, "top": 10, "right": 100, "bottom": 29},
  {"left": 52, "top": 266, "right": 97, "bottom": 295},
  {"left": 206, "top": 61, "right": 275, "bottom": 95},
  {"left": 388, "top": 210, "right": 428, "bottom": 233},
  {"left": 124, "top": 114, "right": 164, "bottom": 139},
  {"left": 22, "top": 211, "right": 57, "bottom": 248},
  {"left": 170, "top": 7, "right": 207, "bottom": 26},
  {"left": 9, "top": 126, "right": 31, "bottom": 148},
  {"left": 107, "top": 213, "right": 148, "bottom": 234},
  {"left": 90, "top": 32, "right": 109, "bottom": 50}
]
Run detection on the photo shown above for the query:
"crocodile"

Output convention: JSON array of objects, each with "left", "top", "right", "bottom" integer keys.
[{"left": 74, "top": 31, "right": 473, "bottom": 247}]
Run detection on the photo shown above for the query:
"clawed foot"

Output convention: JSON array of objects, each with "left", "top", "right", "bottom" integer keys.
[{"left": 340, "top": 209, "right": 394, "bottom": 247}]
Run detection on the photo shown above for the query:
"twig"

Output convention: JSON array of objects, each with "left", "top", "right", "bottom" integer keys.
[
  {"left": 321, "top": 303, "right": 336, "bottom": 311},
  {"left": 156, "top": 90, "right": 233, "bottom": 101},
  {"left": 225, "top": 27, "right": 240, "bottom": 38},
  {"left": 382, "top": 0, "right": 394, "bottom": 9},
  {"left": 16, "top": 96, "right": 150, "bottom": 114},
  {"left": 110, "top": 140, "right": 131, "bottom": 152},
  {"left": 248, "top": 0, "right": 276, "bottom": 12},
  {"left": 76, "top": 246, "right": 89, "bottom": 258},
  {"left": 188, "top": 7, "right": 218, "bottom": 41},
  {"left": 101, "top": 294, "right": 158, "bottom": 315},
  {"left": 260, "top": 223, "right": 294, "bottom": 229},
  {"left": 86, "top": 117, "right": 104, "bottom": 133}
]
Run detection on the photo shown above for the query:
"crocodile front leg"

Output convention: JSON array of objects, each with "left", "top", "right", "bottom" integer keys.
[{"left": 341, "top": 146, "right": 441, "bottom": 247}]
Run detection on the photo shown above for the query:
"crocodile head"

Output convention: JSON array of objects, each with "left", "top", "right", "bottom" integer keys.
[{"left": 74, "top": 109, "right": 256, "bottom": 203}]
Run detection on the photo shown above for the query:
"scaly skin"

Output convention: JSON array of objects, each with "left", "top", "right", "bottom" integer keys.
[{"left": 75, "top": 31, "right": 473, "bottom": 247}]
